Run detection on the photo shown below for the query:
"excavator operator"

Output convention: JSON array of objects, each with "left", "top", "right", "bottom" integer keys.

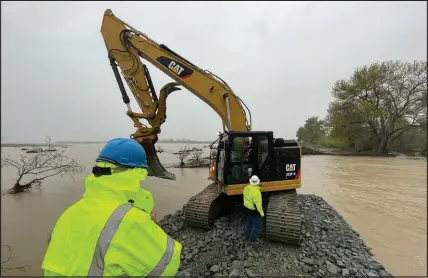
[
  {"left": 244, "top": 138, "right": 252, "bottom": 161},
  {"left": 41, "top": 138, "right": 182, "bottom": 277},
  {"left": 243, "top": 175, "right": 265, "bottom": 243}
]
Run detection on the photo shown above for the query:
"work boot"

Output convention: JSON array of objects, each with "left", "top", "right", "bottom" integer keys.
[
  {"left": 246, "top": 238, "right": 257, "bottom": 247},
  {"left": 244, "top": 233, "right": 249, "bottom": 241},
  {"left": 246, "top": 238, "right": 262, "bottom": 249}
]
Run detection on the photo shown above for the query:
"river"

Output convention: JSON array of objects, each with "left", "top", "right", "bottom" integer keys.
[{"left": 1, "top": 143, "right": 426, "bottom": 276}]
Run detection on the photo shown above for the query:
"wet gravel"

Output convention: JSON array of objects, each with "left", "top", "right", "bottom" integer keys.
[{"left": 158, "top": 194, "right": 393, "bottom": 277}]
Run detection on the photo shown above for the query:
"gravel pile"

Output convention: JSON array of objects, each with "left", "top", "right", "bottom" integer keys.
[{"left": 158, "top": 194, "right": 392, "bottom": 277}]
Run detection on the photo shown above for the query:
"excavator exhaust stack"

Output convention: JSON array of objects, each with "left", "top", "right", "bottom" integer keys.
[{"left": 140, "top": 140, "right": 176, "bottom": 180}]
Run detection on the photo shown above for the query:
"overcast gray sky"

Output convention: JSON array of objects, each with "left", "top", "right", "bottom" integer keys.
[{"left": 1, "top": 1, "right": 426, "bottom": 143}]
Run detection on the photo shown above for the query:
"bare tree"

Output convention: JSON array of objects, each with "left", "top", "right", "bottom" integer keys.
[
  {"left": 1, "top": 151, "right": 85, "bottom": 195},
  {"left": 156, "top": 145, "right": 164, "bottom": 153},
  {"left": 44, "top": 136, "right": 57, "bottom": 152},
  {"left": 173, "top": 146, "right": 191, "bottom": 166},
  {"left": 191, "top": 149, "right": 203, "bottom": 163},
  {"left": 1, "top": 245, "right": 31, "bottom": 273},
  {"left": 46, "top": 136, "right": 52, "bottom": 148}
]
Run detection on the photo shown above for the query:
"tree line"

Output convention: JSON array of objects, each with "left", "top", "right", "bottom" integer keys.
[{"left": 296, "top": 60, "right": 427, "bottom": 156}]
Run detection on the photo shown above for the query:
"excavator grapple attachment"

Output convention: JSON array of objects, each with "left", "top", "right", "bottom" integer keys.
[{"left": 140, "top": 140, "right": 176, "bottom": 180}]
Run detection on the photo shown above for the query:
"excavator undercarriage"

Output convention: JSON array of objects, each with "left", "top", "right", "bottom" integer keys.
[{"left": 183, "top": 184, "right": 302, "bottom": 245}]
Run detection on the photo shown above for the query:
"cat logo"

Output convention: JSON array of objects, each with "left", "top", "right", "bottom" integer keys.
[
  {"left": 286, "top": 164, "right": 297, "bottom": 172},
  {"left": 168, "top": 61, "right": 185, "bottom": 75},
  {"left": 156, "top": 56, "right": 193, "bottom": 78}
]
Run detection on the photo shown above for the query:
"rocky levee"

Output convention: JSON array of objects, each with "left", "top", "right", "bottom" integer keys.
[{"left": 158, "top": 195, "right": 393, "bottom": 277}]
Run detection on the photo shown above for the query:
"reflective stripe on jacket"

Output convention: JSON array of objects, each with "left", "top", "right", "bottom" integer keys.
[
  {"left": 243, "top": 184, "right": 264, "bottom": 217},
  {"left": 41, "top": 165, "right": 182, "bottom": 277}
]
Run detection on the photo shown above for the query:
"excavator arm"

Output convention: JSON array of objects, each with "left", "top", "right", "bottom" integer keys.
[{"left": 100, "top": 9, "right": 252, "bottom": 180}]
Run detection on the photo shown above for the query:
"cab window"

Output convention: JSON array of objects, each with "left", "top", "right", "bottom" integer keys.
[{"left": 228, "top": 136, "right": 253, "bottom": 184}]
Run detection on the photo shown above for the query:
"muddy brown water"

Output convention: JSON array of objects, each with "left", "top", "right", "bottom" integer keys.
[{"left": 1, "top": 144, "right": 426, "bottom": 276}]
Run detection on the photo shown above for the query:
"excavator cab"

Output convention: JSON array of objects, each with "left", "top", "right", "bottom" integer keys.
[
  {"left": 215, "top": 131, "right": 301, "bottom": 194},
  {"left": 221, "top": 131, "right": 274, "bottom": 186}
]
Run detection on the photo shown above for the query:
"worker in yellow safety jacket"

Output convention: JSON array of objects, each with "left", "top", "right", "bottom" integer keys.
[
  {"left": 41, "top": 138, "right": 182, "bottom": 277},
  {"left": 243, "top": 175, "right": 264, "bottom": 243}
]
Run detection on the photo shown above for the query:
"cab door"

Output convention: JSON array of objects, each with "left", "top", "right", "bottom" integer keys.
[
  {"left": 225, "top": 134, "right": 257, "bottom": 185},
  {"left": 253, "top": 133, "right": 273, "bottom": 182}
]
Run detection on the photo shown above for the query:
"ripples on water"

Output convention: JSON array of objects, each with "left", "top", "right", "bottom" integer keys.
[
  {"left": 1, "top": 145, "right": 426, "bottom": 276},
  {"left": 300, "top": 155, "right": 427, "bottom": 276}
]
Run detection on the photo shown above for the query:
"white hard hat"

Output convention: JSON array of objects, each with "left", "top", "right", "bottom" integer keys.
[{"left": 249, "top": 175, "right": 260, "bottom": 185}]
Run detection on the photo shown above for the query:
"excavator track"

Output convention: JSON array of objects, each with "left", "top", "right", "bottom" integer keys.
[
  {"left": 184, "top": 183, "right": 223, "bottom": 229},
  {"left": 265, "top": 189, "right": 302, "bottom": 246}
]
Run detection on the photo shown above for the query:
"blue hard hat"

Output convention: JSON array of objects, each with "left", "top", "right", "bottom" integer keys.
[{"left": 96, "top": 138, "right": 148, "bottom": 168}]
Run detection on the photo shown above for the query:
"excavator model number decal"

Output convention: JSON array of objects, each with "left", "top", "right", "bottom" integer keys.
[{"left": 156, "top": 56, "right": 193, "bottom": 79}]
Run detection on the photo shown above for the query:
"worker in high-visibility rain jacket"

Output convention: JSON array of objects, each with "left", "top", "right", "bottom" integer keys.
[
  {"left": 243, "top": 175, "right": 264, "bottom": 243},
  {"left": 41, "top": 138, "right": 182, "bottom": 277}
]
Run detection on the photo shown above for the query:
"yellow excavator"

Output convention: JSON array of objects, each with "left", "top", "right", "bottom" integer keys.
[{"left": 100, "top": 9, "right": 302, "bottom": 245}]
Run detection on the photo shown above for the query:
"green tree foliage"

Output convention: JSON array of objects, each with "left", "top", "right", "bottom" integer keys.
[
  {"left": 297, "top": 60, "right": 427, "bottom": 154},
  {"left": 296, "top": 116, "right": 326, "bottom": 145},
  {"left": 390, "top": 126, "right": 427, "bottom": 155}
]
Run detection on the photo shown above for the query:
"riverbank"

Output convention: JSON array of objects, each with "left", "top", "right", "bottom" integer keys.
[
  {"left": 158, "top": 194, "right": 392, "bottom": 277},
  {"left": 1, "top": 143, "right": 66, "bottom": 148},
  {"left": 172, "top": 148, "right": 409, "bottom": 170},
  {"left": 301, "top": 146, "right": 397, "bottom": 157},
  {"left": 174, "top": 163, "right": 210, "bottom": 168}
]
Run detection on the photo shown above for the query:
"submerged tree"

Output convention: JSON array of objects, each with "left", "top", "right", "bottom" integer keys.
[
  {"left": 173, "top": 146, "right": 191, "bottom": 166},
  {"left": 1, "top": 151, "right": 85, "bottom": 195},
  {"left": 1, "top": 245, "right": 31, "bottom": 273},
  {"left": 191, "top": 149, "right": 203, "bottom": 163},
  {"left": 155, "top": 145, "right": 164, "bottom": 153}
]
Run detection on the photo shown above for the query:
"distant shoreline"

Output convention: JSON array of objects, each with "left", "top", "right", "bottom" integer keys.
[
  {"left": 1, "top": 143, "right": 65, "bottom": 148},
  {"left": 1, "top": 140, "right": 212, "bottom": 147},
  {"left": 55, "top": 140, "right": 212, "bottom": 144}
]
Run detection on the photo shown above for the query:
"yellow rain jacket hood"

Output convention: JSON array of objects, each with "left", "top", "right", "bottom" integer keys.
[
  {"left": 84, "top": 162, "right": 154, "bottom": 214},
  {"left": 41, "top": 162, "right": 182, "bottom": 277}
]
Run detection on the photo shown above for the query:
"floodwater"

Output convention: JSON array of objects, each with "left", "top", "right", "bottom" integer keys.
[{"left": 1, "top": 144, "right": 426, "bottom": 276}]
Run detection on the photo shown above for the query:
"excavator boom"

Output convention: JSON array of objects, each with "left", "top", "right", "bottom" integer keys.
[{"left": 100, "top": 9, "right": 252, "bottom": 180}]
